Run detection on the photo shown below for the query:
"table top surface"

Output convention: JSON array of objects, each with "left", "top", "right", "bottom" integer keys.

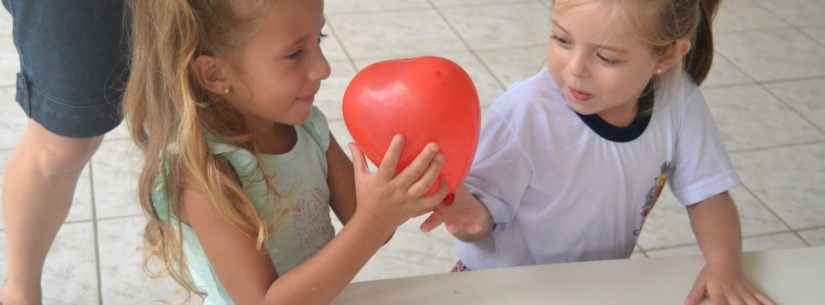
[{"left": 333, "top": 247, "right": 825, "bottom": 305}]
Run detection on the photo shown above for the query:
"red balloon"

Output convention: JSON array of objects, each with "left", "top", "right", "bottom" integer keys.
[{"left": 343, "top": 56, "right": 480, "bottom": 197}]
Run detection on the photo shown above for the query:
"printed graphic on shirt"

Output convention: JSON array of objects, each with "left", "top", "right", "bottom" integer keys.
[
  {"left": 634, "top": 162, "right": 673, "bottom": 237},
  {"left": 641, "top": 162, "right": 672, "bottom": 217}
]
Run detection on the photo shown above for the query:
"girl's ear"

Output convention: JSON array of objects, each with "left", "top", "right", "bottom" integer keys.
[
  {"left": 654, "top": 38, "right": 692, "bottom": 74},
  {"left": 191, "top": 55, "right": 234, "bottom": 95}
]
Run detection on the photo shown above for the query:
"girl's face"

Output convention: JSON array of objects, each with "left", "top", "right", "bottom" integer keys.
[
  {"left": 219, "top": 0, "right": 330, "bottom": 130},
  {"left": 547, "top": 1, "right": 662, "bottom": 126}
]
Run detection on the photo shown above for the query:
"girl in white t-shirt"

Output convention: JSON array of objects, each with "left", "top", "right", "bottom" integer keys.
[{"left": 421, "top": 1, "right": 775, "bottom": 305}]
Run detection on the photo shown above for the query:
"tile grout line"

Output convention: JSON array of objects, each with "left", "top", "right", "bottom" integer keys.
[
  {"left": 88, "top": 161, "right": 105, "bottom": 305},
  {"left": 644, "top": 230, "right": 800, "bottom": 252},
  {"left": 326, "top": 7, "right": 437, "bottom": 16},
  {"left": 753, "top": 19, "right": 825, "bottom": 138},
  {"left": 750, "top": 0, "right": 825, "bottom": 43},
  {"left": 712, "top": 51, "right": 760, "bottom": 86},
  {"left": 426, "top": 0, "right": 508, "bottom": 92},
  {"left": 701, "top": 73, "right": 825, "bottom": 91},
  {"left": 326, "top": 1, "right": 542, "bottom": 16},
  {"left": 756, "top": 81, "right": 825, "bottom": 136},
  {"left": 797, "top": 225, "right": 825, "bottom": 232},
  {"left": 737, "top": 183, "right": 800, "bottom": 240},
  {"left": 636, "top": 244, "right": 650, "bottom": 258},
  {"left": 62, "top": 213, "right": 144, "bottom": 226},
  {"left": 715, "top": 3, "right": 825, "bottom": 138},
  {"left": 728, "top": 140, "right": 825, "bottom": 154}
]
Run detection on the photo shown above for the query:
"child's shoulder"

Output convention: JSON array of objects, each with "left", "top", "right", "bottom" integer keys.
[
  {"left": 654, "top": 72, "right": 708, "bottom": 122},
  {"left": 300, "top": 106, "right": 331, "bottom": 151}
]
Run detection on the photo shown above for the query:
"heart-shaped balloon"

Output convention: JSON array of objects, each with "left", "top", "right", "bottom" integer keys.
[{"left": 343, "top": 56, "right": 480, "bottom": 197}]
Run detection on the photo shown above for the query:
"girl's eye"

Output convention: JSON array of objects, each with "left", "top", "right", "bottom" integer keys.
[
  {"left": 551, "top": 34, "right": 572, "bottom": 49},
  {"left": 597, "top": 52, "right": 621, "bottom": 65},
  {"left": 287, "top": 50, "right": 303, "bottom": 60}
]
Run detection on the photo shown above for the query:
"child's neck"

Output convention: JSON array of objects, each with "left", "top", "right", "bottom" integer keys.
[
  {"left": 598, "top": 100, "right": 640, "bottom": 128},
  {"left": 247, "top": 120, "right": 297, "bottom": 155}
]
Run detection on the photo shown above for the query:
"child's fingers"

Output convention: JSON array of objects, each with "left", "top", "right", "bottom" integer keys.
[
  {"left": 406, "top": 155, "right": 444, "bottom": 197},
  {"left": 377, "top": 135, "right": 405, "bottom": 180},
  {"left": 724, "top": 293, "right": 742, "bottom": 305},
  {"left": 684, "top": 279, "right": 706, "bottom": 305},
  {"left": 349, "top": 143, "right": 368, "bottom": 176},
  {"left": 738, "top": 292, "right": 759, "bottom": 305},
  {"left": 752, "top": 292, "right": 775, "bottom": 305},
  {"left": 415, "top": 180, "right": 450, "bottom": 215},
  {"left": 710, "top": 290, "right": 728, "bottom": 305},
  {"left": 395, "top": 143, "right": 440, "bottom": 187}
]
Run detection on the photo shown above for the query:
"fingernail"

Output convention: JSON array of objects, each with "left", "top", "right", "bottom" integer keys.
[{"left": 430, "top": 143, "right": 439, "bottom": 152}]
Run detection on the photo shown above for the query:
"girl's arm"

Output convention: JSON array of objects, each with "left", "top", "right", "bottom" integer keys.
[
  {"left": 181, "top": 187, "right": 390, "bottom": 305},
  {"left": 685, "top": 191, "right": 775, "bottom": 305},
  {"left": 181, "top": 136, "right": 448, "bottom": 305},
  {"left": 326, "top": 134, "right": 356, "bottom": 225},
  {"left": 687, "top": 192, "right": 741, "bottom": 269}
]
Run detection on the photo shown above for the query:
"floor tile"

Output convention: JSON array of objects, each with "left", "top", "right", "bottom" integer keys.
[
  {"left": 731, "top": 144, "right": 825, "bottom": 230},
  {"left": 703, "top": 85, "right": 824, "bottom": 151},
  {"left": 703, "top": 53, "right": 754, "bottom": 88},
  {"left": 764, "top": 78, "right": 825, "bottom": 132},
  {"left": 98, "top": 216, "right": 182, "bottom": 305},
  {"left": 716, "top": 29, "right": 825, "bottom": 82},
  {"left": 326, "top": 0, "right": 432, "bottom": 14},
  {"left": 330, "top": 10, "right": 466, "bottom": 60},
  {"left": 798, "top": 228, "right": 825, "bottom": 246},
  {"left": 0, "top": 223, "right": 99, "bottom": 305},
  {"left": 0, "top": 86, "right": 25, "bottom": 150},
  {"left": 647, "top": 233, "right": 807, "bottom": 258},
  {"left": 475, "top": 46, "right": 547, "bottom": 88},
  {"left": 92, "top": 139, "right": 144, "bottom": 219},
  {"left": 755, "top": 0, "right": 825, "bottom": 27},
  {"left": 638, "top": 186, "right": 789, "bottom": 250},
  {"left": 440, "top": 3, "right": 550, "bottom": 50}
]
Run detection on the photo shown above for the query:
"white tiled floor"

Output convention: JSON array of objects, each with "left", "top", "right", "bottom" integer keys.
[{"left": 1, "top": 1, "right": 824, "bottom": 304}]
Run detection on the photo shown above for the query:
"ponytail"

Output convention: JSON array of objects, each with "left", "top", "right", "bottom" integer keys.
[{"left": 684, "top": 0, "right": 720, "bottom": 85}]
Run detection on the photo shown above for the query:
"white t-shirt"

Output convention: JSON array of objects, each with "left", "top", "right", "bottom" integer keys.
[{"left": 457, "top": 70, "right": 740, "bottom": 269}]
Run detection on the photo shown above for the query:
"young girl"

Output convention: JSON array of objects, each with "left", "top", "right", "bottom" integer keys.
[
  {"left": 421, "top": 1, "right": 776, "bottom": 305},
  {"left": 123, "top": 1, "right": 449, "bottom": 305}
]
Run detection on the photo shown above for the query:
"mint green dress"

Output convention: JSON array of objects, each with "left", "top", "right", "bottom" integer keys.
[{"left": 151, "top": 107, "right": 336, "bottom": 305}]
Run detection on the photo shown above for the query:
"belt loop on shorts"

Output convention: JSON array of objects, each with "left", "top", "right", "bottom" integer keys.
[{"left": 15, "top": 72, "right": 31, "bottom": 113}]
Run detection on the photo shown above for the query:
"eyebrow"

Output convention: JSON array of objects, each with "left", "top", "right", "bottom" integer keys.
[
  {"left": 551, "top": 19, "right": 629, "bottom": 54},
  {"left": 285, "top": 18, "right": 327, "bottom": 48}
]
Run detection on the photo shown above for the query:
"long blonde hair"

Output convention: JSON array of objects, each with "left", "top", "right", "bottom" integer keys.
[{"left": 123, "top": 0, "right": 273, "bottom": 301}]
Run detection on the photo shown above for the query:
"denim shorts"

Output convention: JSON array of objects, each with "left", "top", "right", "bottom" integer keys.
[{"left": 3, "top": 0, "right": 129, "bottom": 138}]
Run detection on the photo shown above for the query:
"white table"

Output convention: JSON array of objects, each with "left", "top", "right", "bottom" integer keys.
[{"left": 334, "top": 247, "right": 824, "bottom": 305}]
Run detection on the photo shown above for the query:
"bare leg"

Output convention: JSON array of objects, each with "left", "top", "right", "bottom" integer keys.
[{"left": 1, "top": 120, "right": 103, "bottom": 305}]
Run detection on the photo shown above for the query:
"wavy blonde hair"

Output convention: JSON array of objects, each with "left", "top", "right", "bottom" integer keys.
[{"left": 123, "top": 0, "right": 275, "bottom": 302}]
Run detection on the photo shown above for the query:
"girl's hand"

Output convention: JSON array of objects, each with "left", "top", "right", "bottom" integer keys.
[
  {"left": 419, "top": 185, "right": 494, "bottom": 241},
  {"left": 348, "top": 135, "right": 449, "bottom": 239},
  {"left": 685, "top": 264, "right": 776, "bottom": 305}
]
